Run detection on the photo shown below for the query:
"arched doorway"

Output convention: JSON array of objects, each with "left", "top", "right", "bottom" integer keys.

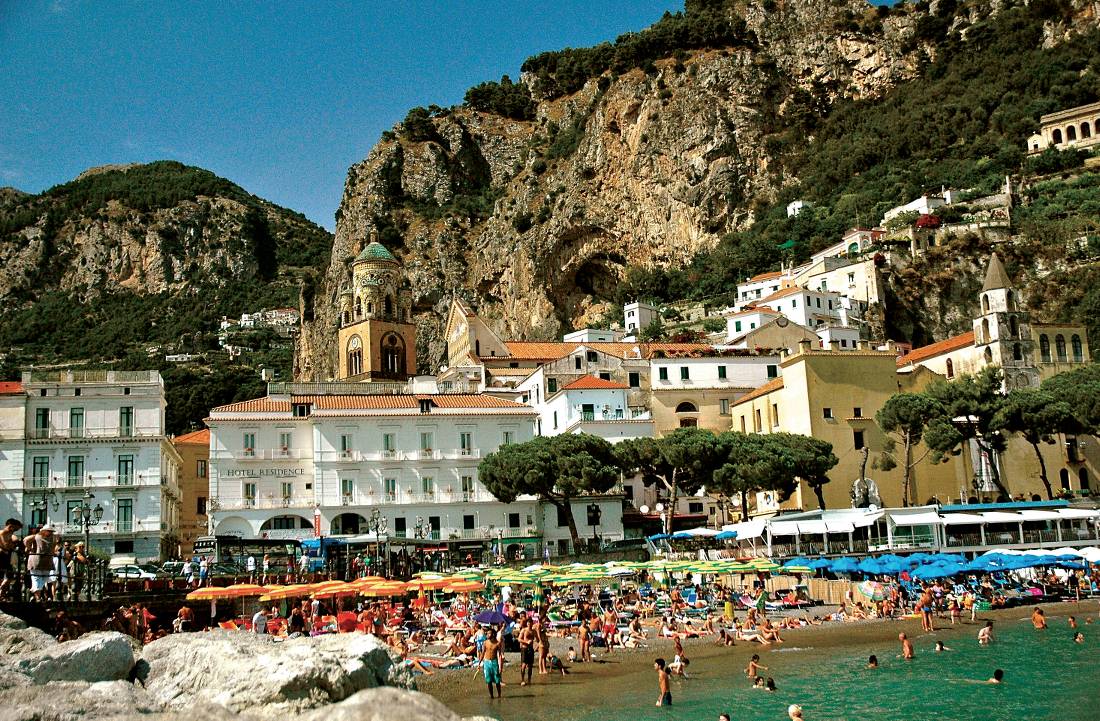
[
  {"left": 215, "top": 516, "right": 254, "bottom": 537},
  {"left": 1080, "top": 468, "right": 1090, "bottom": 491},
  {"left": 1060, "top": 468, "right": 1071, "bottom": 491},
  {"left": 330, "top": 513, "right": 367, "bottom": 535},
  {"left": 259, "top": 515, "right": 312, "bottom": 535}
]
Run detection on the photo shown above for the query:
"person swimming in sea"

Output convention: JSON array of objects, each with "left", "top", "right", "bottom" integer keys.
[
  {"left": 935, "top": 640, "right": 950, "bottom": 652},
  {"left": 899, "top": 632, "right": 915, "bottom": 659},
  {"left": 988, "top": 669, "right": 1004, "bottom": 684},
  {"left": 978, "top": 620, "right": 994, "bottom": 645},
  {"left": 765, "top": 677, "right": 777, "bottom": 692},
  {"left": 1073, "top": 632, "right": 1085, "bottom": 644},
  {"left": 867, "top": 654, "right": 878, "bottom": 669},
  {"left": 1069, "top": 616, "right": 1077, "bottom": 629},
  {"left": 746, "top": 653, "right": 767, "bottom": 678},
  {"left": 1032, "top": 607, "right": 1047, "bottom": 630}
]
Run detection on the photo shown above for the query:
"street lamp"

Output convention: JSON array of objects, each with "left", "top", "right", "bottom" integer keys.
[
  {"left": 28, "top": 490, "right": 59, "bottom": 525},
  {"left": 71, "top": 490, "right": 104, "bottom": 555},
  {"left": 367, "top": 508, "right": 387, "bottom": 576}
]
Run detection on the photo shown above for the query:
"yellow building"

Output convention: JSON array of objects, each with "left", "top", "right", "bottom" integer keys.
[
  {"left": 336, "top": 240, "right": 417, "bottom": 381},
  {"left": 172, "top": 428, "right": 210, "bottom": 557},
  {"left": 730, "top": 342, "right": 966, "bottom": 515}
]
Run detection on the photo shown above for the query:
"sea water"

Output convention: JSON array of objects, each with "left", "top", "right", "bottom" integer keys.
[{"left": 442, "top": 619, "right": 1100, "bottom": 721}]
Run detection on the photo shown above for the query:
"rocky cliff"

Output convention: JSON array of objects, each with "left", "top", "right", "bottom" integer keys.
[
  {"left": 297, "top": 0, "right": 1099, "bottom": 380},
  {"left": 298, "top": 0, "right": 930, "bottom": 379},
  {"left": 0, "top": 162, "right": 331, "bottom": 305}
]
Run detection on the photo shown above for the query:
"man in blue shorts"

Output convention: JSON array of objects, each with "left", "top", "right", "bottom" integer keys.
[{"left": 481, "top": 632, "right": 502, "bottom": 699}]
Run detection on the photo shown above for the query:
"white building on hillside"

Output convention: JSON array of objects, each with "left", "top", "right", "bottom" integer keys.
[
  {"left": 206, "top": 387, "right": 624, "bottom": 558},
  {"left": 17, "top": 371, "right": 181, "bottom": 561},
  {"left": 623, "top": 301, "right": 658, "bottom": 336},
  {"left": 755, "top": 287, "right": 845, "bottom": 330},
  {"left": 0, "top": 383, "right": 25, "bottom": 524},
  {"left": 735, "top": 271, "right": 792, "bottom": 309}
]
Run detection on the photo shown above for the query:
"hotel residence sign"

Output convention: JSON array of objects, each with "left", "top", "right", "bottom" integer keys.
[{"left": 224, "top": 468, "right": 306, "bottom": 478}]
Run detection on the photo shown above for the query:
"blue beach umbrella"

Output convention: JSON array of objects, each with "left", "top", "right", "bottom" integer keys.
[
  {"left": 828, "top": 557, "right": 861, "bottom": 574},
  {"left": 806, "top": 558, "right": 833, "bottom": 570},
  {"left": 715, "top": 531, "right": 738, "bottom": 541}
]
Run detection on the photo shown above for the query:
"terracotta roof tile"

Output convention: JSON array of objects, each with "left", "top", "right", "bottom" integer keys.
[
  {"left": 725, "top": 306, "right": 783, "bottom": 319},
  {"left": 561, "top": 376, "right": 629, "bottom": 390},
  {"left": 758, "top": 286, "right": 805, "bottom": 303},
  {"left": 748, "top": 271, "right": 783, "bottom": 282},
  {"left": 731, "top": 377, "right": 784, "bottom": 406},
  {"left": 211, "top": 398, "right": 291, "bottom": 413},
  {"left": 896, "top": 331, "right": 975, "bottom": 367},
  {"left": 174, "top": 428, "right": 210, "bottom": 445},
  {"left": 0, "top": 382, "right": 23, "bottom": 395}
]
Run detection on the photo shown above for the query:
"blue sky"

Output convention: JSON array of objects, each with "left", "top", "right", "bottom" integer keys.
[{"left": 0, "top": 0, "right": 695, "bottom": 230}]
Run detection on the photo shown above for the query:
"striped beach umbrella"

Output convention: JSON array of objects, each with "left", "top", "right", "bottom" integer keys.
[
  {"left": 444, "top": 580, "right": 485, "bottom": 594},
  {"left": 362, "top": 580, "right": 410, "bottom": 597}
]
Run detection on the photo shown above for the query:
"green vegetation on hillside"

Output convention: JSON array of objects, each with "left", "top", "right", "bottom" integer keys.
[
  {"left": 612, "top": 2, "right": 1100, "bottom": 307},
  {"left": 520, "top": 0, "right": 753, "bottom": 98},
  {"left": 464, "top": 76, "right": 536, "bottom": 121},
  {"left": 0, "top": 161, "right": 332, "bottom": 432}
]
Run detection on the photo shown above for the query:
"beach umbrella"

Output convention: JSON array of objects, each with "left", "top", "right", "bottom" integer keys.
[
  {"left": 828, "top": 557, "right": 861, "bottom": 574},
  {"left": 362, "top": 580, "right": 410, "bottom": 597},
  {"left": 806, "top": 558, "right": 832, "bottom": 570},
  {"left": 857, "top": 580, "right": 888, "bottom": 601},
  {"left": 857, "top": 557, "right": 884, "bottom": 574},
  {"left": 259, "top": 584, "right": 313, "bottom": 602},
  {"left": 187, "top": 583, "right": 269, "bottom": 600},
  {"left": 474, "top": 610, "right": 510, "bottom": 625},
  {"left": 444, "top": 580, "right": 485, "bottom": 594},
  {"left": 405, "top": 577, "right": 451, "bottom": 592},
  {"left": 715, "top": 530, "right": 738, "bottom": 541},
  {"left": 311, "top": 582, "right": 359, "bottom": 598}
]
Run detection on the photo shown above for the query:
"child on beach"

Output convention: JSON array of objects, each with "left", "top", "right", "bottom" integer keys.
[
  {"left": 746, "top": 654, "right": 767, "bottom": 677},
  {"left": 978, "top": 620, "right": 994, "bottom": 645}
]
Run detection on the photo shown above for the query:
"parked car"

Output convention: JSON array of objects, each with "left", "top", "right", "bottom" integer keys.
[
  {"left": 110, "top": 564, "right": 162, "bottom": 580},
  {"left": 159, "top": 561, "right": 186, "bottom": 577}
]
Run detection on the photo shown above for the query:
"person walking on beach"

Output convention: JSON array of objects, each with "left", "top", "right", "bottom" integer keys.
[
  {"left": 517, "top": 618, "right": 534, "bottom": 685},
  {"left": 481, "top": 631, "right": 502, "bottom": 699},
  {"left": 654, "top": 658, "right": 672, "bottom": 707},
  {"left": 899, "top": 632, "right": 914, "bottom": 659},
  {"left": 918, "top": 587, "right": 935, "bottom": 632}
]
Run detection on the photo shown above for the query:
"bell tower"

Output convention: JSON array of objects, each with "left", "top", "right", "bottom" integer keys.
[
  {"left": 336, "top": 238, "right": 417, "bottom": 381},
  {"left": 972, "top": 253, "right": 1038, "bottom": 390}
]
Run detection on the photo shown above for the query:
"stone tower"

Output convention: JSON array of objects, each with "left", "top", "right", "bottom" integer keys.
[
  {"left": 972, "top": 253, "right": 1039, "bottom": 390},
  {"left": 336, "top": 239, "right": 416, "bottom": 381}
]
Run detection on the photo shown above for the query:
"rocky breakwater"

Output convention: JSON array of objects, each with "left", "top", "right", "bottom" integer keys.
[{"left": 0, "top": 612, "right": 490, "bottom": 721}]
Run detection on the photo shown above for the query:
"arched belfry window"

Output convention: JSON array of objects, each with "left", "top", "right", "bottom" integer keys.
[
  {"left": 380, "top": 332, "right": 406, "bottom": 378},
  {"left": 1056, "top": 334, "right": 1067, "bottom": 362},
  {"left": 385, "top": 295, "right": 394, "bottom": 318},
  {"left": 1040, "top": 335, "right": 1051, "bottom": 362},
  {"left": 1072, "top": 335, "right": 1083, "bottom": 362},
  {"left": 347, "top": 335, "right": 363, "bottom": 377}
]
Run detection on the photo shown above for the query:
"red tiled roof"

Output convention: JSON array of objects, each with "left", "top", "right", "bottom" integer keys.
[
  {"left": 0, "top": 382, "right": 23, "bottom": 395},
  {"left": 174, "top": 428, "right": 210, "bottom": 445},
  {"left": 758, "top": 286, "right": 805, "bottom": 303},
  {"left": 896, "top": 331, "right": 975, "bottom": 367},
  {"left": 213, "top": 394, "right": 529, "bottom": 413},
  {"left": 211, "top": 398, "right": 292, "bottom": 413},
  {"left": 748, "top": 270, "right": 783, "bottom": 282},
  {"left": 731, "top": 377, "right": 784, "bottom": 406},
  {"left": 726, "top": 306, "right": 782, "bottom": 319},
  {"left": 561, "top": 376, "right": 629, "bottom": 391},
  {"left": 484, "top": 341, "right": 713, "bottom": 362}
]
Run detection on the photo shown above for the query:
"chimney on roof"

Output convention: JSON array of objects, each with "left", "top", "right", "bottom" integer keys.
[{"left": 797, "top": 340, "right": 813, "bottom": 355}]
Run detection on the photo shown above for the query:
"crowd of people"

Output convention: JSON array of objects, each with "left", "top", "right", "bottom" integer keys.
[{"left": 0, "top": 519, "right": 93, "bottom": 603}]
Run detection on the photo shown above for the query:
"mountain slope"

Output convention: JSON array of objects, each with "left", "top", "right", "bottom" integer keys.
[
  {"left": 297, "top": 0, "right": 1100, "bottom": 380},
  {"left": 0, "top": 161, "right": 332, "bottom": 364}
]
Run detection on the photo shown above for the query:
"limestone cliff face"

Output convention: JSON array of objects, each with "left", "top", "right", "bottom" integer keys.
[
  {"left": 0, "top": 162, "right": 331, "bottom": 306},
  {"left": 295, "top": 0, "right": 1099, "bottom": 380},
  {"left": 299, "top": 0, "right": 926, "bottom": 380}
]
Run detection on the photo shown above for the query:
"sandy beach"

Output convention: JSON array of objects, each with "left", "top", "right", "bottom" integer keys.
[{"left": 420, "top": 600, "right": 1099, "bottom": 720}]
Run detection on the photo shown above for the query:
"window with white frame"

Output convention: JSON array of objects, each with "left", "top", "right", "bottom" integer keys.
[
  {"left": 243, "top": 432, "right": 256, "bottom": 457},
  {"left": 460, "top": 431, "right": 473, "bottom": 455}
]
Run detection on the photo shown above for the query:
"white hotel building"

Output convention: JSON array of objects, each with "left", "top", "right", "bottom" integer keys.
[
  {"left": 206, "top": 386, "right": 625, "bottom": 558},
  {"left": 2, "top": 371, "right": 182, "bottom": 561}
]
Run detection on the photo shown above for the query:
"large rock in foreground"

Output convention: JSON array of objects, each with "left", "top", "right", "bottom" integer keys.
[
  {"left": 14, "top": 632, "right": 134, "bottom": 684},
  {"left": 299, "top": 688, "right": 496, "bottom": 721},
  {"left": 0, "top": 680, "right": 169, "bottom": 721},
  {"left": 0, "top": 612, "right": 54, "bottom": 656},
  {"left": 141, "top": 631, "right": 413, "bottom": 716}
]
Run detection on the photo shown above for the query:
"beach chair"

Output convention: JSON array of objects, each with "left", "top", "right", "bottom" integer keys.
[{"left": 218, "top": 621, "right": 239, "bottom": 631}]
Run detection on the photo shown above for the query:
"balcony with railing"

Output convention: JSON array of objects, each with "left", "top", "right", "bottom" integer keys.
[
  {"left": 234, "top": 448, "right": 303, "bottom": 460},
  {"left": 28, "top": 425, "right": 162, "bottom": 441}
]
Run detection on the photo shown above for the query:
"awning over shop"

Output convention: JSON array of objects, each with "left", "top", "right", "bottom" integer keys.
[
  {"left": 980, "top": 511, "right": 1026, "bottom": 524},
  {"left": 1013, "top": 509, "right": 1063, "bottom": 522},
  {"left": 722, "top": 519, "right": 766, "bottom": 540},
  {"left": 1056, "top": 508, "right": 1100, "bottom": 520},
  {"left": 768, "top": 520, "right": 801, "bottom": 537},
  {"left": 941, "top": 513, "right": 987, "bottom": 525},
  {"left": 888, "top": 510, "right": 943, "bottom": 526}
]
